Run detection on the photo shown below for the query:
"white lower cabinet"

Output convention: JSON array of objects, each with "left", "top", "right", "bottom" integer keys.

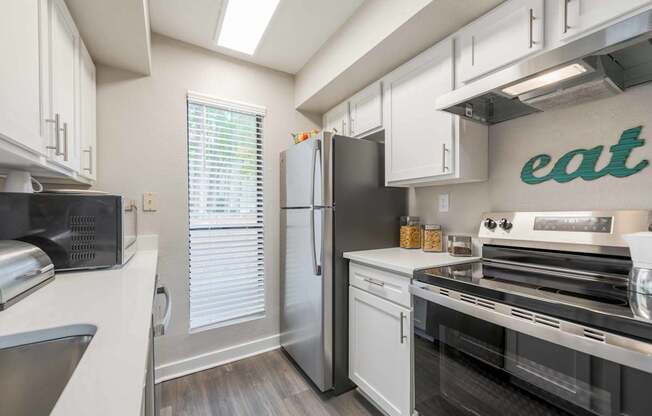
[{"left": 349, "top": 264, "right": 412, "bottom": 416}]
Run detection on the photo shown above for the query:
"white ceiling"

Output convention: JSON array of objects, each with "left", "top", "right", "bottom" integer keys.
[
  {"left": 65, "top": 0, "right": 152, "bottom": 75},
  {"left": 149, "top": 0, "right": 364, "bottom": 74}
]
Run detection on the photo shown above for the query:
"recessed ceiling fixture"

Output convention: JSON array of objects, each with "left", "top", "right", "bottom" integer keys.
[
  {"left": 502, "top": 63, "right": 588, "bottom": 96},
  {"left": 216, "top": 0, "right": 280, "bottom": 55}
]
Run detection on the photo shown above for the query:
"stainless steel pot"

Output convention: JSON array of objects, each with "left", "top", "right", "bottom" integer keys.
[{"left": 629, "top": 267, "right": 652, "bottom": 320}]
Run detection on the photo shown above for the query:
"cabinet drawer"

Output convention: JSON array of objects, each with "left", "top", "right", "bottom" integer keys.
[{"left": 349, "top": 262, "right": 411, "bottom": 308}]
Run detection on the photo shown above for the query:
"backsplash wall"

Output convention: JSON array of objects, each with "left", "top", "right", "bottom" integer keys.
[{"left": 410, "top": 82, "right": 652, "bottom": 235}]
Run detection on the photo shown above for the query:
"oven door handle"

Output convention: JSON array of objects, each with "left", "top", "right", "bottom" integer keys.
[
  {"left": 409, "top": 283, "right": 652, "bottom": 374},
  {"left": 154, "top": 285, "right": 171, "bottom": 337}
]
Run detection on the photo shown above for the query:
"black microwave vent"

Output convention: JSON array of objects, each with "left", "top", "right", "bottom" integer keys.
[{"left": 70, "top": 216, "right": 96, "bottom": 263}]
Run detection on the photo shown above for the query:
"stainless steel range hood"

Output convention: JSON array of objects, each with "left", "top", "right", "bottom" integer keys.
[{"left": 436, "top": 10, "right": 652, "bottom": 125}]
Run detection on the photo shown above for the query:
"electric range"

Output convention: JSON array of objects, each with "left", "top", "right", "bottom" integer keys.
[{"left": 411, "top": 210, "right": 652, "bottom": 416}]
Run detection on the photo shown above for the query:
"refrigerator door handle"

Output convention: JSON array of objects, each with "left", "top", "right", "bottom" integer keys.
[
  {"left": 309, "top": 139, "right": 321, "bottom": 208},
  {"left": 309, "top": 139, "right": 322, "bottom": 276},
  {"left": 310, "top": 206, "right": 322, "bottom": 276}
]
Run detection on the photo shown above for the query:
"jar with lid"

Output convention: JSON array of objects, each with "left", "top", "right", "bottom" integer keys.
[
  {"left": 400, "top": 216, "right": 421, "bottom": 249},
  {"left": 422, "top": 224, "right": 443, "bottom": 252}
]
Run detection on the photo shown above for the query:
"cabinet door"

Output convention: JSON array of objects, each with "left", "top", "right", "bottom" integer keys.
[
  {"left": 384, "top": 39, "right": 453, "bottom": 184},
  {"left": 459, "top": 0, "right": 544, "bottom": 83},
  {"left": 349, "top": 286, "right": 411, "bottom": 416},
  {"left": 48, "top": 0, "right": 78, "bottom": 170},
  {"left": 323, "top": 102, "right": 349, "bottom": 136},
  {"left": 0, "top": 0, "right": 45, "bottom": 154},
  {"left": 561, "top": 0, "right": 652, "bottom": 40},
  {"left": 79, "top": 43, "right": 96, "bottom": 180},
  {"left": 349, "top": 82, "right": 382, "bottom": 137}
]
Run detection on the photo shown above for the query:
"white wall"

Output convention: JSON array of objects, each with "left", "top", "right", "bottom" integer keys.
[
  {"left": 95, "top": 34, "right": 317, "bottom": 374},
  {"left": 411, "top": 83, "right": 652, "bottom": 234}
]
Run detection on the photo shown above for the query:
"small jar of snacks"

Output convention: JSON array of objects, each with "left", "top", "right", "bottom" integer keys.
[
  {"left": 421, "top": 224, "right": 443, "bottom": 252},
  {"left": 400, "top": 216, "right": 421, "bottom": 249}
]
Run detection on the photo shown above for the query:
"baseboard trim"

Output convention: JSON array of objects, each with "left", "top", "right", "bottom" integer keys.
[{"left": 155, "top": 333, "right": 280, "bottom": 383}]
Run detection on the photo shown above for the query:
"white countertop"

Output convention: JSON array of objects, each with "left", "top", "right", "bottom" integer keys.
[
  {"left": 343, "top": 247, "right": 480, "bottom": 276},
  {"left": 0, "top": 239, "right": 158, "bottom": 416}
]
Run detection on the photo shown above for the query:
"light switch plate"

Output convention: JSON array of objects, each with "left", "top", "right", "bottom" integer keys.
[
  {"left": 438, "top": 194, "right": 449, "bottom": 213},
  {"left": 143, "top": 192, "right": 158, "bottom": 212}
]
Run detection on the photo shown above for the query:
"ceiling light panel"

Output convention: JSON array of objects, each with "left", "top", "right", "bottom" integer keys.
[
  {"left": 502, "top": 63, "right": 588, "bottom": 96},
  {"left": 217, "top": 0, "right": 280, "bottom": 55}
]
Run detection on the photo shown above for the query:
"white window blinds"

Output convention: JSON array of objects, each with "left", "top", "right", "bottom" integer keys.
[{"left": 187, "top": 92, "right": 266, "bottom": 331}]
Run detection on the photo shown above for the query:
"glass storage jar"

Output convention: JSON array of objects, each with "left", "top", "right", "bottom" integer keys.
[
  {"left": 400, "top": 216, "right": 421, "bottom": 249},
  {"left": 422, "top": 224, "right": 443, "bottom": 252}
]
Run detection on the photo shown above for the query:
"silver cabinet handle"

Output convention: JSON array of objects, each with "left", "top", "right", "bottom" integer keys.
[
  {"left": 529, "top": 8, "right": 535, "bottom": 48},
  {"left": 83, "top": 146, "right": 93, "bottom": 173},
  {"left": 563, "top": 0, "right": 570, "bottom": 34},
  {"left": 154, "top": 285, "right": 171, "bottom": 337},
  {"left": 350, "top": 118, "right": 355, "bottom": 135},
  {"left": 45, "top": 113, "right": 63, "bottom": 156},
  {"left": 62, "top": 122, "right": 69, "bottom": 161},
  {"left": 442, "top": 143, "right": 450, "bottom": 172},
  {"left": 363, "top": 277, "right": 385, "bottom": 287},
  {"left": 400, "top": 312, "right": 407, "bottom": 344}
]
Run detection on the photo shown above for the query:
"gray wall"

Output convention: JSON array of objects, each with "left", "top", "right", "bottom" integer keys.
[
  {"left": 95, "top": 34, "right": 317, "bottom": 368},
  {"left": 411, "top": 83, "right": 652, "bottom": 234}
]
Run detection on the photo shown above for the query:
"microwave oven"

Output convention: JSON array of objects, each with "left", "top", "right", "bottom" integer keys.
[{"left": 0, "top": 192, "right": 137, "bottom": 271}]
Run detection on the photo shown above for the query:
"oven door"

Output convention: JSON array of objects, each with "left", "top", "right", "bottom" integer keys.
[{"left": 411, "top": 283, "right": 652, "bottom": 416}]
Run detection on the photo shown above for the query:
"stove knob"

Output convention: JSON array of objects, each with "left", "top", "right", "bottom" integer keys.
[
  {"left": 483, "top": 218, "right": 497, "bottom": 230},
  {"left": 499, "top": 218, "right": 513, "bottom": 230}
]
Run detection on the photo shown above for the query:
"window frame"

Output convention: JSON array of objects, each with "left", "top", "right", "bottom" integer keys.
[{"left": 186, "top": 91, "right": 267, "bottom": 333}]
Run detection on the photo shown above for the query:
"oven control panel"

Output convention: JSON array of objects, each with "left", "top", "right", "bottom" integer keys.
[
  {"left": 478, "top": 210, "right": 652, "bottom": 251},
  {"left": 533, "top": 216, "right": 613, "bottom": 233}
]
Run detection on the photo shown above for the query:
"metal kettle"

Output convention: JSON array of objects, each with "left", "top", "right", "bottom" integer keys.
[{"left": 624, "top": 233, "right": 652, "bottom": 320}]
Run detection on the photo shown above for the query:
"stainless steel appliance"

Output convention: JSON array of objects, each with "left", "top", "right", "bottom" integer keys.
[
  {"left": 436, "top": 10, "right": 652, "bottom": 124},
  {"left": 0, "top": 240, "right": 54, "bottom": 310},
  {"left": 412, "top": 210, "right": 652, "bottom": 416},
  {"left": 147, "top": 275, "right": 171, "bottom": 416},
  {"left": 280, "top": 132, "right": 406, "bottom": 393},
  {"left": 0, "top": 192, "right": 137, "bottom": 271}
]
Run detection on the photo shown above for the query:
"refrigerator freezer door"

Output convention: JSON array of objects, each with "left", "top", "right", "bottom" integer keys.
[
  {"left": 280, "top": 207, "right": 332, "bottom": 391},
  {"left": 280, "top": 137, "right": 324, "bottom": 208}
]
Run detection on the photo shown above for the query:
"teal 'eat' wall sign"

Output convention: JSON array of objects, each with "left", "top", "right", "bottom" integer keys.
[{"left": 521, "top": 126, "right": 649, "bottom": 185}]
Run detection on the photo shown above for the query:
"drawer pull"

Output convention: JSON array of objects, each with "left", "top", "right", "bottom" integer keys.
[{"left": 363, "top": 277, "right": 385, "bottom": 287}]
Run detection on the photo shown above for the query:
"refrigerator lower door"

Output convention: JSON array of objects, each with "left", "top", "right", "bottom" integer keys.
[{"left": 280, "top": 207, "right": 332, "bottom": 391}]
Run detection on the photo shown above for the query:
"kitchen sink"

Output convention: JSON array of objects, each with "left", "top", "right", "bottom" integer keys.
[{"left": 0, "top": 325, "right": 96, "bottom": 416}]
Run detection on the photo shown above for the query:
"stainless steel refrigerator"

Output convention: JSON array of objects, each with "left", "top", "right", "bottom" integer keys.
[{"left": 280, "top": 132, "right": 406, "bottom": 393}]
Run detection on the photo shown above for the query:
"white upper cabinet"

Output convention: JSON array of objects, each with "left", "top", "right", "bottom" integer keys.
[
  {"left": 323, "top": 101, "right": 349, "bottom": 136},
  {"left": 0, "top": 0, "right": 45, "bottom": 155},
  {"left": 349, "top": 81, "right": 382, "bottom": 138},
  {"left": 47, "top": 0, "right": 79, "bottom": 171},
  {"left": 79, "top": 42, "right": 97, "bottom": 181},
  {"left": 459, "top": 0, "right": 544, "bottom": 83},
  {"left": 383, "top": 39, "right": 454, "bottom": 184},
  {"left": 560, "top": 0, "right": 652, "bottom": 40}
]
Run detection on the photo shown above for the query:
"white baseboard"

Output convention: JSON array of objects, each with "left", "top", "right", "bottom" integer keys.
[{"left": 154, "top": 334, "right": 280, "bottom": 383}]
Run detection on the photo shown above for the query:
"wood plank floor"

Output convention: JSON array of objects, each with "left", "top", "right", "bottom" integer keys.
[{"left": 159, "top": 349, "right": 383, "bottom": 416}]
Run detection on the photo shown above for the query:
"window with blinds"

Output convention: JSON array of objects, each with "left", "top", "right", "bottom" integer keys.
[{"left": 187, "top": 92, "right": 266, "bottom": 332}]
